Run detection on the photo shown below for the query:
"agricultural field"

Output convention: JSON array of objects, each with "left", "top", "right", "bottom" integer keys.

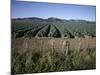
[
  {"left": 11, "top": 17, "right": 96, "bottom": 74},
  {"left": 12, "top": 17, "right": 96, "bottom": 38}
]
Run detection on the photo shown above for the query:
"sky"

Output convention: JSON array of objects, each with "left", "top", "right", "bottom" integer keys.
[{"left": 11, "top": 0, "right": 96, "bottom": 21}]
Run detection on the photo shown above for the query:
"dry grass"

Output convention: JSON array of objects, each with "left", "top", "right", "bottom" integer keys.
[
  {"left": 12, "top": 37, "right": 96, "bottom": 52},
  {"left": 11, "top": 37, "right": 96, "bottom": 74}
]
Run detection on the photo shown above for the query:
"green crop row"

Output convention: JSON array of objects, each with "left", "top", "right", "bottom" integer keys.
[{"left": 12, "top": 20, "right": 96, "bottom": 38}]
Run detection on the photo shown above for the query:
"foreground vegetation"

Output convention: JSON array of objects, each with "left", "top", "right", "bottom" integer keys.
[{"left": 11, "top": 48, "right": 96, "bottom": 74}]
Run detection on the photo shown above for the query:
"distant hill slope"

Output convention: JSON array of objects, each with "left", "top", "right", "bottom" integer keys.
[{"left": 12, "top": 17, "right": 96, "bottom": 38}]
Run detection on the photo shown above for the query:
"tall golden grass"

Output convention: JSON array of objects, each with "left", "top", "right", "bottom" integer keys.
[{"left": 11, "top": 37, "right": 96, "bottom": 74}]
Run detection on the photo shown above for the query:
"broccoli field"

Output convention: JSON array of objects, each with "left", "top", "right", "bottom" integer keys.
[{"left": 12, "top": 17, "right": 96, "bottom": 38}]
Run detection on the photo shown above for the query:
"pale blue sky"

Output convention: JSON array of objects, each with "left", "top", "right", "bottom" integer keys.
[{"left": 11, "top": 1, "right": 96, "bottom": 21}]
